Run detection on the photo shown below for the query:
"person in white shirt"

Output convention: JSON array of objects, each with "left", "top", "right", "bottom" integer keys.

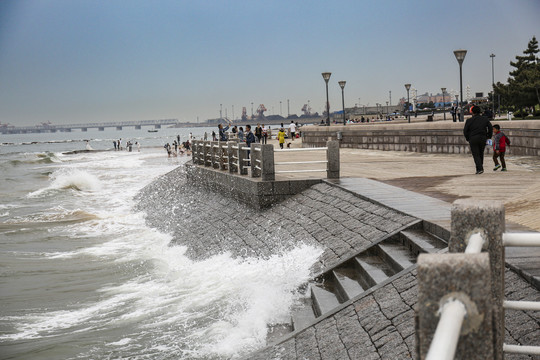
[{"left": 288, "top": 121, "right": 297, "bottom": 141}]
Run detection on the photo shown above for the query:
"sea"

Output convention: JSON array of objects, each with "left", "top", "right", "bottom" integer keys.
[{"left": 0, "top": 126, "right": 322, "bottom": 359}]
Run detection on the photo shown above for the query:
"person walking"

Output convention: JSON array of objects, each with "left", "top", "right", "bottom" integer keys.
[
  {"left": 255, "top": 124, "right": 262, "bottom": 143},
  {"left": 463, "top": 106, "right": 493, "bottom": 174},
  {"left": 277, "top": 128, "right": 286, "bottom": 149},
  {"left": 289, "top": 121, "right": 297, "bottom": 141},
  {"left": 492, "top": 124, "right": 510, "bottom": 171}
]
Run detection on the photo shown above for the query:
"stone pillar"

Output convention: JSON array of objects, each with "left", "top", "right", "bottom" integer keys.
[
  {"left": 416, "top": 253, "right": 494, "bottom": 359},
  {"left": 227, "top": 141, "right": 237, "bottom": 173},
  {"left": 203, "top": 141, "right": 210, "bottom": 167},
  {"left": 250, "top": 143, "right": 261, "bottom": 178},
  {"left": 449, "top": 199, "right": 505, "bottom": 360},
  {"left": 260, "top": 144, "right": 275, "bottom": 181},
  {"left": 218, "top": 141, "right": 227, "bottom": 170},
  {"left": 211, "top": 141, "right": 219, "bottom": 169},
  {"left": 238, "top": 142, "right": 248, "bottom": 175},
  {"left": 326, "top": 140, "right": 340, "bottom": 179}
]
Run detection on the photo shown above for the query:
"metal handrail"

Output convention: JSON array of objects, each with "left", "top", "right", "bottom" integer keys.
[
  {"left": 503, "top": 233, "right": 540, "bottom": 247},
  {"left": 426, "top": 299, "right": 467, "bottom": 360},
  {"left": 504, "top": 300, "right": 540, "bottom": 311},
  {"left": 275, "top": 160, "right": 328, "bottom": 165},
  {"left": 275, "top": 169, "right": 326, "bottom": 173},
  {"left": 503, "top": 344, "right": 540, "bottom": 355},
  {"left": 274, "top": 147, "right": 327, "bottom": 152},
  {"left": 465, "top": 232, "right": 485, "bottom": 253}
]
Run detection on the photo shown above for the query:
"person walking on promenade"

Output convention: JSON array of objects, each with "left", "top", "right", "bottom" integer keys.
[
  {"left": 277, "top": 128, "right": 286, "bottom": 149},
  {"left": 245, "top": 124, "right": 256, "bottom": 164},
  {"left": 463, "top": 105, "right": 493, "bottom": 174},
  {"left": 451, "top": 106, "right": 457, "bottom": 122},
  {"left": 261, "top": 124, "right": 267, "bottom": 144},
  {"left": 255, "top": 124, "right": 262, "bottom": 143},
  {"left": 218, "top": 120, "right": 231, "bottom": 141},
  {"left": 289, "top": 120, "right": 297, "bottom": 141},
  {"left": 492, "top": 124, "right": 510, "bottom": 171},
  {"left": 238, "top": 126, "right": 244, "bottom": 142}
]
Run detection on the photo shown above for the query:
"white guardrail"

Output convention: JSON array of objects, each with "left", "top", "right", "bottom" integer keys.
[
  {"left": 426, "top": 231, "right": 540, "bottom": 358},
  {"left": 274, "top": 147, "right": 328, "bottom": 174}
]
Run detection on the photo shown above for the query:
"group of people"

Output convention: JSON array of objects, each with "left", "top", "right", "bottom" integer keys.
[
  {"left": 164, "top": 139, "right": 191, "bottom": 158},
  {"left": 214, "top": 120, "right": 300, "bottom": 150},
  {"left": 113, "top": 138, "right": 139, "bottom": 152},
  {"left": 464, "top": 105, "right": 510, "bottom": 174}
]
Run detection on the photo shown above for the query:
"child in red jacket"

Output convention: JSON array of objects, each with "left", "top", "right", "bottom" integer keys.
[{"left": 492, "top": 124, "right": 510, "bottom": 171}]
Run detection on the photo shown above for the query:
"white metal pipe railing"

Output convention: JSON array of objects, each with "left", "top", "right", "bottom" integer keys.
[
  {"left": 503, "top": 344, "right": 540, "bottom": 355},
  {"left": 465, "top": 232, "right": 485, "bottom": 254},
  {"left": 254, "top": 166, "right": 261, "bottom": 170},
  {"left": 504, "top": 300, "right": 540, "bottom": 311},
  {"left": 241, "top": 147, "right": 251, "bottom": 151},
  {"left": 426, "top": 299, "right": 467, "bottom": 360},
  {"left": 503, "top": 233, "right": 540, "bottom": 247},
  {"left": 275, "top": 160, "right": 328, "bottom": 165},
  {"left": 274, "top": 147, "right": 327, "bottom": 152},
  {"left": 275, "top": 169, "right": 326, "bottom": 173}
]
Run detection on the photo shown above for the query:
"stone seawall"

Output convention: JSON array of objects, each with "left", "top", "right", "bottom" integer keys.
[{"left": 302, "top": 120, "right": 540, "bottom": 156}]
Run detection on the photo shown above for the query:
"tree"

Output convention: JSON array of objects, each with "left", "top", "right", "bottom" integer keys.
[{"left": 494, "top": 36, "right": 540, "bottom": 117}]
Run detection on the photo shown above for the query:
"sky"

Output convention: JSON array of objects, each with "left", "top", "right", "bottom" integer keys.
[{"left": 0, "top": 0, "right": 539, "bottom": 126}]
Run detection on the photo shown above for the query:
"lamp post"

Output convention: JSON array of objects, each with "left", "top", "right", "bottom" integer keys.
[
  {"left": 386, "top": 101, "right": 389, "bottom": 117},
  {"left": 455, "top": 94, "right": 459, "bottom": 120},
  {"left": 490, "top": 53, "right": 496, "bottom": 118},
  {"left": 322, "top": 72, "right": 331, "bottom": 126},
  {"left": 453, "top": 49, "right": 467, "bottom": 122},
  {"left": 405, "top": 83, "right": 411, "bottom": 123},
  {"left": 338, "top": 81, "right": 346, "bottom": 125},
  {"left": 441, "top": 87, "right": 447, "bottom": 120}
]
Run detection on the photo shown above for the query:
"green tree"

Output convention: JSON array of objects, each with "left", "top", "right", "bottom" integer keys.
[{"left": 494, "top": 36, "right": 539, "bottom": 117}]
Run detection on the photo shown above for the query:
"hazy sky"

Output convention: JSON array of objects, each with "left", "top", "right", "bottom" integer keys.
[{"left": 1, "top": 0, "right": 538, "bottom": 126}]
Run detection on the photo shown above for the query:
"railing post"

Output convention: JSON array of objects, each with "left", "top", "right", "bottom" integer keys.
[
  {"left": 211, "top": 141, "right": 218, "bottom": 169},
  {"left": 227, "top": 140, "right": 238, "bottom": 173},
  {"left": 218, "top": 141, "right": 227, "bottom": 170},
  {"left": 203, "top": 141, "right": 210, "bottom": 167},
  {"left": 251, "top": 143, "right": 261, "bottom": 178},
  {"left": 449, "top": 199, "right": 505, "bottom": 360},
  {"left": 416, "top": 253, "right": 494, "bottom": 360},
  {"left": 326, "top": 140, "right": 340, "bottom": 179},
  {"left": 238, "top": 143, "right": 248, "bottom": 175},
  {"left": 260, "top": 144, "right": 275, "bottom": 181}
]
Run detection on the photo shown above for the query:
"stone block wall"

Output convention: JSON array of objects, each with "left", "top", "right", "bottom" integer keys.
[{"left": 302, "top": 121, "right": 540, "bottom": 156}]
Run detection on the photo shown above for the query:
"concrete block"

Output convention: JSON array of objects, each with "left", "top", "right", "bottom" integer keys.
[{"left": 416, "top": 253, "right": 494, "bottom": 360}]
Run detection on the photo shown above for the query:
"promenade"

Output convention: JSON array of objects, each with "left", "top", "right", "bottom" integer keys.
[{"left": 268, "top": 135, "right": 540, "bottom": 232}]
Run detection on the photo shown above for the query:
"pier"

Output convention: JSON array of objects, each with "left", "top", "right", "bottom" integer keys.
[{"left": 0, "top": 118, "right": 179, "bottom": 134}]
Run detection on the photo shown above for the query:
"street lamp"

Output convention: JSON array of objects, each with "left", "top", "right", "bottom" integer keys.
[
  {"left": 404, "top": 83, "right": 411, "bottom": 123},
  {"left": 386, "top": 101, "right": 389, "bottom": 117},
  {"left": 338, "top": 81, "right": 346, "bottom": 125},
  {"left": 490, "top": 53, "right": 496, "bottom": 118},
  {"left": 322, "top": 72, "right": 332, "bottom": 126},
  {"left": 441, "top": 87, "right": 446, "bottom": 120},
  {"left": 453, "top": 49, "right": 467, "bottom": 122}
]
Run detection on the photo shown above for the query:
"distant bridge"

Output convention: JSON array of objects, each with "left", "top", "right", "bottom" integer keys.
[{"left": 0, "top": 119, "right": 179, "bottom": 134}]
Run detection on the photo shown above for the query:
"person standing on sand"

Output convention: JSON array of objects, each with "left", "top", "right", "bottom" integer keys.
[{"left": 463, "top": 105, "right": 493, "bottom": 174}]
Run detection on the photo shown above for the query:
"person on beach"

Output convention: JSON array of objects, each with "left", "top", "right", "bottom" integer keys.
[
  {"left": 113, "top": 141, "right": 117, "bottom": 150},
  {"left": 463, "top": 106, "right": 493, "bottom": 174},
  {"left": 492, "top": 124, "right": 510, "bottom": 171},
  {"left": 277, "top": 128, "right": 286, "bottom": 149},
  {"left": 136, "top": 142, "right": 140, "bottom": 152},
  {"left": 211, "top": 131, "right": 216, "bottom": 141}
]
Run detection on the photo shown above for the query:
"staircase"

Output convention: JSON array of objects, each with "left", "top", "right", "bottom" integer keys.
[{"left": 267, "top": 221, "right": 447, "bottom": 343}]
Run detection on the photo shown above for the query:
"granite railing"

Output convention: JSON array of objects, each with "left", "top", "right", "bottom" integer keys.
[
  {"left": 416, "top": 200, "right": 540, "bottom": 359},
  {"left": 191, "top": 140, "right": 340, "bottom": 180}
]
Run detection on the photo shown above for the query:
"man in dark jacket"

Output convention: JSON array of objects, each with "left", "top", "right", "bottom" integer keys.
[{"left": 463, "top": 106, "right": 493, "bottom": 174}]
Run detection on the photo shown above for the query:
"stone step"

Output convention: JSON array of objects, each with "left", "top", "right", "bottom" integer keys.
[
  {"left": 266, "top": 323, "right": 293, "bottom": 344},
  {"left": 291, "top": 305, "right": 317, "bottom": 332},
  {"left": 378, "top": 241, "right": 417, "bottom": 272},
  {"left": 354, "top": 254, "right": 395, "bottom": 288},
  {"left": 332, "top": 268, "right": 365, "bottom": 301},
  {"left": 311, "top": 284, "right": 341, "bottom": 317},
  {"left": 400, "top": 229, "right": 447, "bottom": 254}
]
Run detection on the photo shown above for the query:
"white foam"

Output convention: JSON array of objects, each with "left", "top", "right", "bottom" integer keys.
[{"left": 28, "top": 169, "right": 102, "bottom": 197}]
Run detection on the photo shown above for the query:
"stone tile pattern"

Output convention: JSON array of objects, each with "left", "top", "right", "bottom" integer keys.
[
  {"left": 135, "top": 167, "right": 415, "bottom": 272},
  {"left": 248, "top": 269, "right": 540, "bottom": 360}
]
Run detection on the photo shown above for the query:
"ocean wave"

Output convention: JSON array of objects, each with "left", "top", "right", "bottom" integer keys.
[
  {"left": 27, "top": 169, "right": 102, "bottom": 197},
  {"left": 3, "top": 207, "right": 99, "bottom": 227}
]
